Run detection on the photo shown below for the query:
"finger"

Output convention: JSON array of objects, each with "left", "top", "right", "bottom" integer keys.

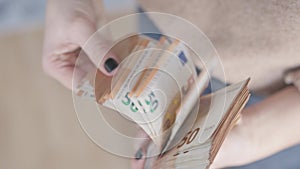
[
  {"left": 58, "top": 0, "right": 120, "bottom": 76},
  {"left": 131, "top": 148, "right": 146, "bottom": 169},
  {"left": 43, "top": 45, "right": 87, "bottom": 89},
  {"left": 133, "top": 128, "right": 151, "bottom": 151},
  {"left": 77, "top": 24, "right": 120, "bottom": 75},
  {"left": 43, "top": 0, "right": 119, "bottom": 89},
  {"left": 131, "top": 128, "right": 152, "bottom": 169}
]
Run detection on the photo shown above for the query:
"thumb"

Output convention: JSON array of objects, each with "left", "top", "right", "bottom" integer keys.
[{"left": 72, "top": 18, "right": 120, "bottom": 76}]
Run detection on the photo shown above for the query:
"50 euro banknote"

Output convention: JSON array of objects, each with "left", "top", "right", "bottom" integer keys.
[
  {"left": 75, "top": 35, "right": 211, "bottom": 151},
  {"left": 144, "top": 79, "right": 250, "bottom": 169}
]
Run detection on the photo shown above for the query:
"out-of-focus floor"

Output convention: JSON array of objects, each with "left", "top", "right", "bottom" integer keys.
[{"left": 0, "top": 27, "right": 130, "bottom": 169}]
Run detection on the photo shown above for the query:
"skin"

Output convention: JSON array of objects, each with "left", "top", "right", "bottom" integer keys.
[
  {"left": 43, "top": 0, "right": 300, "bottom": 168},
  {"left": 134, "top": 0, "right": 300, "bottom": 168},
  {"left": 43, "top": 0, "right": 119, "bottom": 89},
  {"left": 139, "top": 0, "right": 300, "bottom": 92},
  {"left": 211, "top": 86, "right": 300, "bottom": 168}
]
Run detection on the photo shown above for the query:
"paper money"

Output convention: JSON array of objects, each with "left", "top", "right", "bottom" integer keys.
[
  {"left": 147, "top": 79, "right": 250, "bottom": 169},
  {"left": 76, "top": 35, "right": 210, "bottom": 150},
  {"left": 75, "top": 34, "right": 250, "bottom": 168}
]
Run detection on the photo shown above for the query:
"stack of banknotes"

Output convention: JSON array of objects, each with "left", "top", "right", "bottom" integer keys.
[{"left": 75, "top": 35, "right": 250, "bottom": 169}]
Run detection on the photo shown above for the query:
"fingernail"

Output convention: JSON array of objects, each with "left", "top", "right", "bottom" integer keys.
[
  {"left": 195, "top": 66, "right": 202, "bottom": 76},
  {"left": 104, "top": 58, "right": 118, "bottom": 73},
  {"left": 135, "top": 148, "right": 143, "bottom": 160}
]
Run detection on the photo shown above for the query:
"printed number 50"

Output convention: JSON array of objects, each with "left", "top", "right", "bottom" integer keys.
[{"left": 177, "top": 128, "right": 200, "bottom": 149}]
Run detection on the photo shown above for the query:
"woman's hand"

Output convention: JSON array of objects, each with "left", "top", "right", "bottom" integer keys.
[
  {"left": 43, "top": 0, "right": 119, "bottom": 89},
  {"left": 131, "top": 129, "right": 151, "bottom": 169}
]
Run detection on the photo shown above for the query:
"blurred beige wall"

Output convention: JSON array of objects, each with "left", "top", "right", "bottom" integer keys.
[{"left": 0, "top": 27, "right": 130, "bottom": 169}]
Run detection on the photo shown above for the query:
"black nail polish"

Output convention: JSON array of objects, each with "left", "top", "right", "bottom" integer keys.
[
  {"left": 195, "top": 66, "right": 202, "bottom": 76},
  {"left": 104, "top": 58, "right": 118, "bottom": 73},
  {"left": 135, "top": 148, "right": 143, "bottom": 160}
]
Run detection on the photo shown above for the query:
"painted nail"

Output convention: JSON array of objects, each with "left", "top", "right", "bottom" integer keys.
[
  {"left": 104, "top": 58, "right": 118, "bottom": 73},
  {"left": 135, "top": 148, "right": 143, "bottom": 160},
  {"left": 195, "top": 66, "right": 202, "bottom": 76}
]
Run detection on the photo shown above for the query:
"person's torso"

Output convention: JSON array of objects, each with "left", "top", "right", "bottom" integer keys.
[{"left": 139, "top": 0, "right": 300, "bottom": 93}]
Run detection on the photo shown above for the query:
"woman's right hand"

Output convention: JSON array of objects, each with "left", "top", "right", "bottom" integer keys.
[{"left": 43, "top": 0, "right": 119, "bottom": 89}]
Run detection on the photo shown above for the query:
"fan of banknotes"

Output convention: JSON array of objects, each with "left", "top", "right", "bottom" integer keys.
[{"left": 75, "top": 34, "right": 250, "bottom": 169}]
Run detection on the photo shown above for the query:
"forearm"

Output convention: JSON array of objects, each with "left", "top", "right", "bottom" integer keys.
[
  {"left": 241, "top": 86, "right": 300, "bottom": 164},
  {"left": 212, "top": 86, "right": 300, "bottom": 168}
]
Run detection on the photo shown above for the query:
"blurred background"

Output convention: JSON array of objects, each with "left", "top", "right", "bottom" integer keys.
[{"left": 0, "top": 0, "right": 130, "bottom": 168}]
